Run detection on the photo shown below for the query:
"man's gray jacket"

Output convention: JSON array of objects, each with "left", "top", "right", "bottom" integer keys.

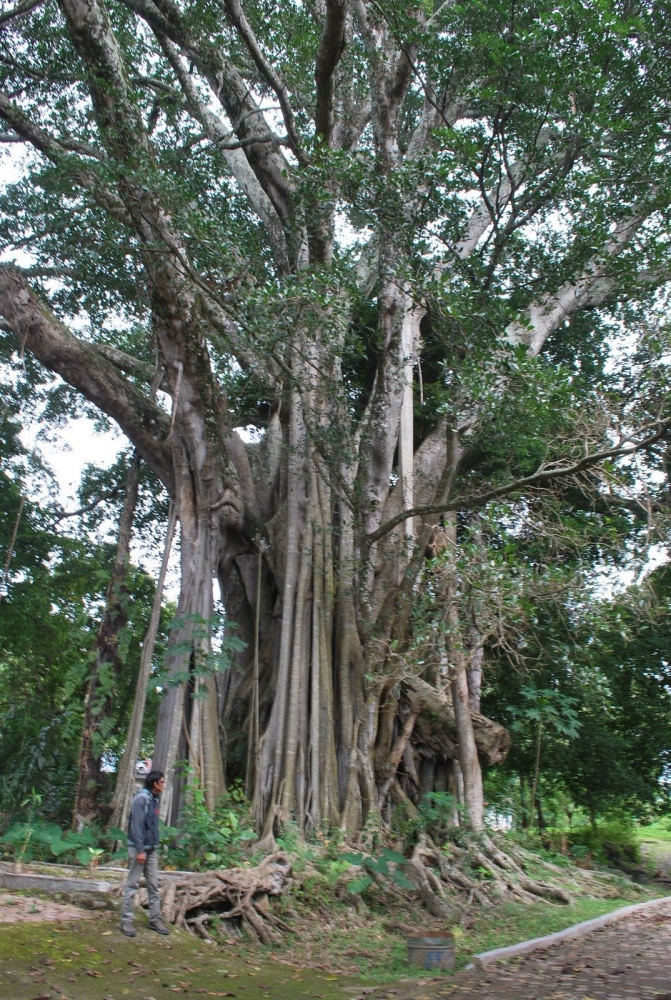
[{"left": 127, "top": 788, "right": 160, "bottom": 852}]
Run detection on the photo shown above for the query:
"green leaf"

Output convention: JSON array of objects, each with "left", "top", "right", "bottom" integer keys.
[
  {"left": 391, "top": 870, "right": 414, "bottom": 889},
  {"left": 347, "top": 876, "right": 373, "bottom": 894}
]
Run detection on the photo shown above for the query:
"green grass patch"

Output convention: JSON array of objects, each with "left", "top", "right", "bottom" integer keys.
[
  {"left": 457, "top": 895, "right": 640, "bottom": 965},
  {"left": 638, "top": 819, "right": 671, "bottom": 845},
  {"left": 0, "top": 914, "right": 366, "bottom": 1000}
]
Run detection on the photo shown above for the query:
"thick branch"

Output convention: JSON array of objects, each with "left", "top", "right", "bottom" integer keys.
[
  {"left": 368, "top": 417, "right": 671, "bottom": 545},
  {"left": 119, "top": 0, "right": 295, "bottom": 231},
  {"left": 404, "top": 675, "right": 510, "bottom": 765},
  {"left": 93, "top": 343, "right": 157, "bottom": 380},
  {"left": 0, "top": 266, "right": 173, "bottom": 489},
  {"left": 222, "top": 0, "right": 306, "bottom": 161},
  {"left": 506, "top": 213, "right": 652, "bottom": 355},
  {"left": 314, "top": 0, "right": 347, "bottom": 144},
  {"left": 157, "top": 36, "right": 288, "bottom": 271}
]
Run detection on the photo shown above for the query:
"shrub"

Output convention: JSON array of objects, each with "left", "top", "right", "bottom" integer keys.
[
  {"left": 161, "top": 780, "right": 254, "bottom": 870},
  {"left": 568, "top": 819, "right": 641, "bottom": 870}
]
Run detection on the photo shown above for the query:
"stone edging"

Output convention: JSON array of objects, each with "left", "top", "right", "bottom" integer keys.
[
  {"left": 471, "top": 894, "right": 671, "bottom": 968},
  {"left": 0, "top": 871, "right": 112, "bottom": 894}
]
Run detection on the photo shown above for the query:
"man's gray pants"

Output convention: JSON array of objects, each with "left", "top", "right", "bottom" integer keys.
[{"left": 121, "top": 847, "right": 161, "bottom": 924}]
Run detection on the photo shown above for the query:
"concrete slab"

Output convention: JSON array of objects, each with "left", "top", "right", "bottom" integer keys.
[{"left": 0, "top": 871, "right": 111, "bottom": 894}]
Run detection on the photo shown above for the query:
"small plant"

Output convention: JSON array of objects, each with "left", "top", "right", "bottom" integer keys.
[
  {"left": 2, "top": 788, "right": 43, "bottom": 871},
  {"left": 79, "top": 846, "right": 105, "bottom": 871},
  {"left": 0, "top": 814, "right": 124, "bottom": 870},
  {"left": 341, "top": 847, "right": 414, "bottom": 895}
]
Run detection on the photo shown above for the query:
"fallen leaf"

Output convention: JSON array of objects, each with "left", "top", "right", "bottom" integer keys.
[
  {"left": 101, "top": 930, "right": 113, "bottom": 936},
  {"left": 325, "top": 976, "right": 338, "bottom": 981}
]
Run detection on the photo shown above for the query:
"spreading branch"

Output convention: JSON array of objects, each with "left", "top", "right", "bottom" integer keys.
[
  {"left": 0, "top": 0, "right": 45, "bottom": 29},
  {"left": 119, "top": 0, "right": 295, "bottom": 231},
  {"left": 156, "top": 35, "right": 289, "bottom": 271},
  {"left": 368, "top": 417, "right": 671, "bottom": 545},
  {"left": 222, "top": 0, "right": 307, "bottom": 162},
  {"left": 0, "top": 266, "right": 173, "bottom": 490},
  {"left": 53, "top": 485, "right": 124, "bottom": 523},
  {"left": 0, "top": 91, "right": 132, "bottom": 224},
  {"left": 506, "top": 212, "right": 652, "bottom": 356}
]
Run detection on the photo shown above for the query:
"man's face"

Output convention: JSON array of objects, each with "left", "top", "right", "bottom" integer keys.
[{"left": 153, "top": 776, "right": 166, "bottom": 794}]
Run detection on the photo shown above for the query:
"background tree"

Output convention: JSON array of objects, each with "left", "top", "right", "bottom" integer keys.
[{"left": 0, "top": 363, "right": 170, "bottom": 823}]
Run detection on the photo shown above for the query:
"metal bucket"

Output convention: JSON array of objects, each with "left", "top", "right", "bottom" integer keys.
[{"left": 406, "top": 934, "right": 455, "bottom": 970}]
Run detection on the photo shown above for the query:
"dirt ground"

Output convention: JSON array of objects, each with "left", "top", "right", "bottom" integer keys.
[{"left": 0, "top": 893, "right": 99, "bottom": 924}]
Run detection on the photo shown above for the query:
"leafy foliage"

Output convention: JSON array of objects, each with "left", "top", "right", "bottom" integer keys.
[
  {"left": 160, "top": 780, "right": 255, "bottom": 871},
  {"left": 342, "top": 847, "right": 414, "bottom": 894}
]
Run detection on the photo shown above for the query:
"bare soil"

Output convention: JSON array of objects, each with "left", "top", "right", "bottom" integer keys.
[{"left": 0, "top": 892, "right": 100, "bottom": 923}]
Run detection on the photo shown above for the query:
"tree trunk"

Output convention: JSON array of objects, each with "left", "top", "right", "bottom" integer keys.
[
  {"left": 72, "top": 452, "right": 141, "bottom": 828},
  {"left": 530, "top": 719, "right": 543, "bottom": 829}
]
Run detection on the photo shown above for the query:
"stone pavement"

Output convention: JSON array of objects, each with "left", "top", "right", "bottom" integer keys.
[{"left": 381, "top": 900, "right": 671, "bottom": 1000}]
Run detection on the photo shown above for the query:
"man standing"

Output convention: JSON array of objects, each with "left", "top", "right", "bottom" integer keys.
[{"left": 120, "top": 769, "right": 170, "bottom": 937}]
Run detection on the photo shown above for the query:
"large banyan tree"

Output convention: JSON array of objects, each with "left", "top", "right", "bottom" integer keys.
[{"left": 1, "top": 0, "right": 670, "bottom": 837}]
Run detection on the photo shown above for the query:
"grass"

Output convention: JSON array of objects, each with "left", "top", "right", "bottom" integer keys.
[
  {"left": 273, "top": 852, "right": 653, "bottom": 983},
  {"left": 0, "top": 912, "right": 366, "bottom": 1000},
  {"left": 457, "top": 895, "right": 641, "bottom": 963},
  {"left": 0, "top": 890, "right": 654, "bottom": 996},
  {"left": 638, "top": 819, "right": 671, "bottom": 845},
  {"left": 637, "top": 819, "right": 671, "bottom": 878},
  {"left": 1, "top": 834, "right": 665, "bottom": 993}
]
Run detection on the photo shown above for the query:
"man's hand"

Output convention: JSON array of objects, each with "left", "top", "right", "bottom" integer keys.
[{"left": 137, "top": 853, "right": 146, "bottom": 863}]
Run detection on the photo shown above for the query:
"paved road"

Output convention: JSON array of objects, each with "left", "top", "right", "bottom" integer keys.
[{"left": 375, "top": 900, "right": 671, "bottom": 1000}]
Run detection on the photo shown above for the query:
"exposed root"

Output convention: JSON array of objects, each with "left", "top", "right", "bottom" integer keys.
[
  {"left": 405, "top": 846, "right": 453, "bottom": 920},
  {"left": 476, "top": 835, "right": 572, "bottom": 904},
  {"left": 119, "top": 852, "right": 293, "bottom": 942}
]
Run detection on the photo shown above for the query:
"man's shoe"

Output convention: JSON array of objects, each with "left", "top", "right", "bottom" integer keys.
[
  {"left": 149, "top": 920, "right": 170, "bottom": 935},
  {"left": 120, "top": 922, "right": 136, "bottom": 937}
]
